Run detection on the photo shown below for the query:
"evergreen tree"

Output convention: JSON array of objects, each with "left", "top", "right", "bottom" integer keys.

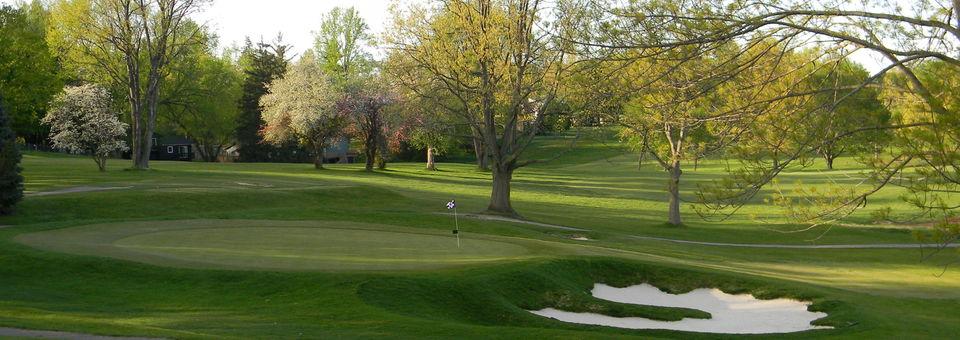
[
  {"left": 0, "top": 96, "right": 24, "bottom": 215},
  {"left": 235, "top": 38, "right": 291, "bottom": 162}
]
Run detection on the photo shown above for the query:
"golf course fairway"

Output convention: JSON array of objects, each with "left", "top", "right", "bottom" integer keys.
[
  {"left": 15, "top": 220, "right": 552, "bottom": 271},
  {"left": 3, "top": 149, "right": 959, "bottom": 338}
]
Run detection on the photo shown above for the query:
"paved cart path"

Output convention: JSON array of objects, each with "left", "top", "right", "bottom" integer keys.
[
  {"left": 0, "top": 327, "right": 162, "bottom": 340},
  {"left": 27, "top": 186, "right": 133, "bottom": 197},
  {"left": 628, "top": 235, "right": 960, "bottom": 249}
]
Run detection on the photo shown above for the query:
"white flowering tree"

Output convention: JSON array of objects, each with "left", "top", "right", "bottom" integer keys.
[
  {"left": 44, "top": 84, "right": 128, "bottom": 171},
  {"left": 260, "top": 53, "right": 346, "bottom": 169}
]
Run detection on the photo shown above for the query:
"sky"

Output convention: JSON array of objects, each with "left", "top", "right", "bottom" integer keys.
[
  {"left": 2, "top": 0, "right": 894, "bottom": 73},
  {"left": 0, "top": 0, "right": 398, "bottom": 58},
  {"left": 196, "top": 0, "right": 887, "bottom": 72},
  {"left": 192, "top": 0, "right": 396, "bottom": 58}
]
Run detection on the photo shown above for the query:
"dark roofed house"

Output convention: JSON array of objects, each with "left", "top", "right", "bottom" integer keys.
[
  {"left": 151, "top": 136, "right": 194, "bottom": 161},
  {"left": 324, "top": 137, "right": 357, "bottom": 164},
  {"left": 227, "top": 137, "right": 356, "bottom": 164}
]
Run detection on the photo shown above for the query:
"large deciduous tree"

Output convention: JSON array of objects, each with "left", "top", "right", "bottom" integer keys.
[
  {"left": 0, "top": 96, "right": 23, "bottom": 215},
  {"left": 880, "top": 60, "right": 960, "bottom": 249},
  {"left": 313, "top": 6, "right": 373, "bottom": 85},
  {"left": 596, "top": 40, "right": 813, "bottom": 226},
  {"left": 44, "top": 84, "right": 128, "bottom": 171},
  {"left": 260, "top": 54, "right": 345, "bottom": 169},
  {"left": 316, "top": 7, "right": 389, "bottom": 169},
  {"left": 404, "top": 100, "right": 459, "bottom": 171},
  {"left": 616, "top": 59, "right": 727, "bottom": 227},
  {"left": 384, "top": 45, "right": 465, "bottom": 172},
  {"left": 582, "top": 0, "right": 959, "bottom": 241},
  {"left": 48, "top": 0, "right": 208, "bottom": 170},
  {"left": 386, "top": 0, "right": 569, "bottom": 216},
  {"left": 161, "top": 37, "right": 242, "bottom": 162},
  {"left": 807, "top": 59, "right": 889, "bottom": 170},
  {"left": 339, "top": 79, "right": 395, "bottom": 171},
  {"left": 0, "top": 2, "right": 62, "bottom": 143}
]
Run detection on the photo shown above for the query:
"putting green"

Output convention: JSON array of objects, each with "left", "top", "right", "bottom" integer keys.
[{"left": 16, "top": 220, "right": 554, "bottom": 271}]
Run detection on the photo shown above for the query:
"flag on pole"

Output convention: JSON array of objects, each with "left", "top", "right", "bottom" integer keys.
[{"left": 447, "top": 199, "right": 460, "bottom": 248}]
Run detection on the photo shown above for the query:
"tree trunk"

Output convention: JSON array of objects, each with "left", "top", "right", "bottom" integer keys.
[
  {"left": 125, "top": 49, "right": 146, "bottom": 170},
  {"left": 133, "top": 129, "right": 151, "bottom": 169},
  {"left": 426, "top": 146, "right": 437, "bottom": 171},
  {"left": 667, "top": 160, "right": 682, "bottom": 226},
  {"left": 133, "top": 118, "right": 155, "bottom": 170},
  {"left": 473, "top": 137, "right": 489, "bottom": 170},
  {"left": 135, "top": 88, "right": 160, "bottom": 170},
  {"left": 207, "top": 144, "right": 223, "bottom": 163},
  {"left": 376, "top": 153, "right": 387, "bottom": 170},
  {"left": 364, "top": 145, "right": 376, "bottom": 171},
  {"left": 487, "top": 167, "right": 516, "bottom": 216},
  {"left": 196, "top": 142, "right": 219, "bottom": 163},
  {"left": 130, "top": 118, "right": 141, "bottom": 168},
  {"left": 129, "top": 107, "right": 150, "bottom": 170},
  {"left": 819, "top": 145, "right": 840, "bottom": 170},
  {"left": 95, "top": 156, "right": 107, "bottom": 172},
  {"left": 376, "top": 137, "right": 389, "bottom": 170},
  {"left": 314, "top": 142, "right": 325, "bottom": 170}
]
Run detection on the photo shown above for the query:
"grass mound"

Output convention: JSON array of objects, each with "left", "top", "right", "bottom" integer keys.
[{"left": 359, "top": 258, "right": 848, "bottom": 332}]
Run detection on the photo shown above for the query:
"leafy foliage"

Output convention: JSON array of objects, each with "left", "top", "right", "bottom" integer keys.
[
  {"left": 0, "top": 2, "right": 62, "bottom": 142},
  {"left": 43, "top": 84, "right": 128, "bottom": 171},
  {"left": 260, "top": 53, "right": 346, "bottom": 169},
  {"left": 47, "top": 0, "right": 210, "bottom": 169},
  {"left": 385, "top": 0, "right": 570, "bottom": 215},
  {"left": 235, "top": 38, "right": 294, "bottom": 162},
  {"left": 313, "top": 6, "right": 374, "bottom": 85},
  {"left": 807, "top": 59, "right": 890, "bottom": 169},
  {"left": 339, "top": 79, "right": 396, "bottom": 171},
  {"left": 879, "top": 60, "right": 960, "bottom": 251},
  {"left": 0, "top": 96, "right": 23, "bottom": 214},
  {"left": 583, "top": 0, "right": 959, "bottom": 240},
  {"left": 161, "top": 36, "right": 242, "bottom": 162}
]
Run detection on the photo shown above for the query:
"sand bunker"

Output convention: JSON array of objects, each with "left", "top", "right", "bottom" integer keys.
[{"left": 531, "top": 283, "right": 830, "bottom": 334}]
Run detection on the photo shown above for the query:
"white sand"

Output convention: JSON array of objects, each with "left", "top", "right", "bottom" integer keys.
[{"left": 530, "top": 283, "right": 831, "bottom": 334}]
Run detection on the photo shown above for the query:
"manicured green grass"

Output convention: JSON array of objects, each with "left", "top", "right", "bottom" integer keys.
[
  {"left": 17, "top": 219, "right": 574, "bottom": 271},
  {"left": 0, "top": 135, "right": 958, "bottom": 339}
]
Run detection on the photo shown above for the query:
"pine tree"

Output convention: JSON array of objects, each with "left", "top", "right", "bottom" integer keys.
[
  {"left": 0, "top": 96, "right": 24, "bottom": 215},
  {"left": 235, "top": 39, "right": 291, "bottom": 162}
]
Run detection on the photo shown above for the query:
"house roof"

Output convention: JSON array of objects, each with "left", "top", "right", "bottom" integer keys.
[{"left": 155, "top": 136, "right": 193, "bottom": 145}]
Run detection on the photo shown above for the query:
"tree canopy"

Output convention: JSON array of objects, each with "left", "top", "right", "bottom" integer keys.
[
  {"left": 44, "top": 84, "right": 128, "bottom": 171},
  {"left": 0, "top": 2, "right": 61, "bottom": 143},
  {"left": 385, "top": 0, "right": 571, "bottom": 216},
  {"left": 260, "top": 53, "right": 345, "bottom": 169},
  {"left": 47, "top": 0, "right": 210, "bottom": 169}
]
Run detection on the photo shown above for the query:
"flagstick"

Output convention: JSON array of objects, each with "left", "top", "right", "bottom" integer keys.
[{"left": 454, "top": 206, "right": 461, "bottom": 248}]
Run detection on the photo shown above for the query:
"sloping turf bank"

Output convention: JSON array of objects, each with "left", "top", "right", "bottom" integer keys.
[{"left": 359, "top": 258, "right": 850, "bottom": 334}]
